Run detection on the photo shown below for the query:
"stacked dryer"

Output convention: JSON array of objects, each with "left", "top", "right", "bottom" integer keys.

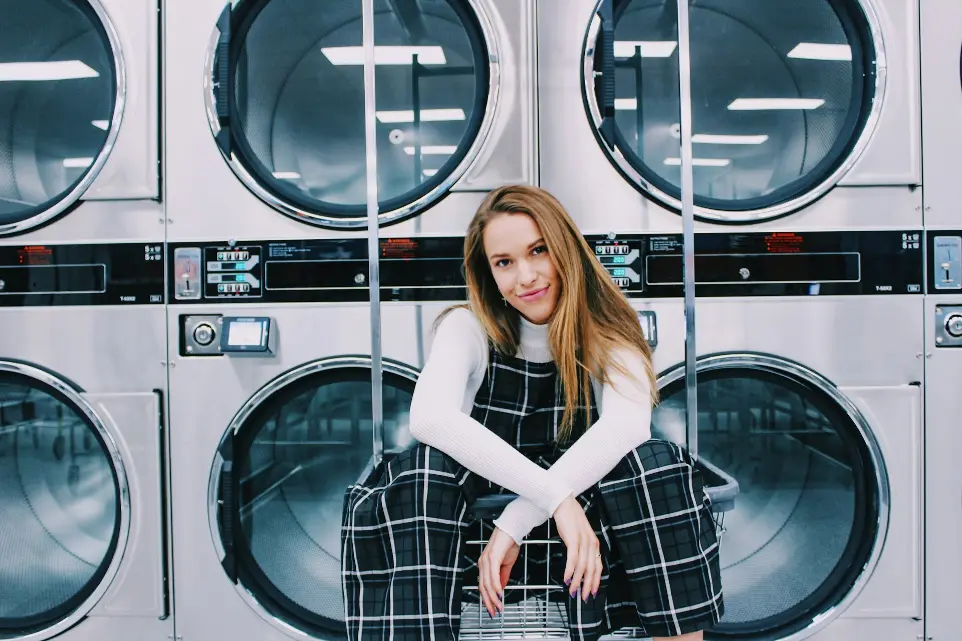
[
  {"left": 0, "top": 1, "right": 169, "bottom": 641},
  {"left": 920, "top": 3, "right": 962, "bottom": 641},
  {"left": 162, "top": 0, "right": 537, "bottom": 639},
  {"left": 535, "top": 1, "right": 925, "bottom": 640}
]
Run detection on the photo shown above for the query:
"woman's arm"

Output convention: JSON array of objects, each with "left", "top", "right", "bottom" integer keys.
[
  {"left": 492, "top": 346, "right": 653, "bottom": 543},
  {"left": 409, "top": 309, "right": 575, "bottom": 517}
]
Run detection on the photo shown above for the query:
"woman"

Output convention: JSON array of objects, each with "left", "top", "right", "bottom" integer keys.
[{"left": 342, "top": 185, "right": 723, "bottom": 641}]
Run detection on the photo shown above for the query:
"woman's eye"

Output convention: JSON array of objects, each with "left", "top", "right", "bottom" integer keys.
[
  {"left": 532, "top": 245, "right": 548, "bottom": 255},
  {"left": 494, "top": 259, "right": 510, "bottom": 268}
]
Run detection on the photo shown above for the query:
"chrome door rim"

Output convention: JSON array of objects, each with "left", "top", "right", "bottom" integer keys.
[
  {"left": 656, "top": 351, "right": 890, "bottom": 640},
  {"left": 581, "top": 0, "right": 888, "bottom": 224},
  {"left": 207, "top": 355, "right": 419, "bottom": 640},
  {"left": 0, "top": 359, "right": 130, "bottom": 641},
  {"left": 0, "top": 0, "right": 127, "bottom": 238},
  {"left": 202, "top": 0, "right": 504, "bottom": 230}
]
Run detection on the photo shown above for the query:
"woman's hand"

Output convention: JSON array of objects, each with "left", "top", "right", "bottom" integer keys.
[
  {"left": 552, "top": 495, "right": 602, "bottom": 601},
  {"left": 478, "top": 527, "right": 520, "bottom": 617}
]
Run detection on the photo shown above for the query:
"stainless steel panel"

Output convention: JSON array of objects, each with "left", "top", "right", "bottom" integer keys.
[
  {"left": 168, "top": 303, "right": 424, "bottom": 641},
  {"left": 86, "top": 392, "right": 166, "bottom": 619},
  {"left": 924, "top": 298, "right": 962, "bottom": 641},
  {"left": 636, "top": 297, "right": 923, "bottom": 387},
  {"left": 920, "top": 1, "right": 962, "bottom": 227},
  {"left": 452, "top": 0, "right": 538, "bottom": 192},
  {"left": 837, "top": 0, "right": 921, "bottom": 187},
  {"left": 538, "top": 0, "right": 921, "bottom": 233},
  {"left": 0, "top": 201, "right": 166, "bottom": 246},
  {"left": 85, "top": 0, "right": 160, "bottom": 201},
  {"left": 833, "top": 384, "right": 922, "bottom": 620},
  {"left": 0, "top": 307, "right": 167, "bottom": 393}
]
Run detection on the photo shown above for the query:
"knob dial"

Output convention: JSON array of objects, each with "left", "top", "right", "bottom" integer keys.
[
  {"left": 193, "top": 323, "right": 216, "bottom": 346},
  {"left": 945, "top": 314, "right": 962, "bottom": 338}
]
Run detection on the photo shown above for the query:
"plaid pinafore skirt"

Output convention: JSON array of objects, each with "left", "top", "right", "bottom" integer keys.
[{"left": 341, "top": 349, "right": 724, "bottom": 641}]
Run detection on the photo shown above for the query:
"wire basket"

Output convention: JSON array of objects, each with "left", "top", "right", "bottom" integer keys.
[{"left": 457, "top": 458, "right": 738, "bottom": 640}]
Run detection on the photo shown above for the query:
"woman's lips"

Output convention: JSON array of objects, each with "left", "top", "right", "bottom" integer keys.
[{"left": 518, "top": 286, "right": 548, "bottom": 302}]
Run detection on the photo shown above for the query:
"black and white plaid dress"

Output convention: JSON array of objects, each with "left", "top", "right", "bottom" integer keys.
[{"left": 341, "top": 348, "right": 724, "bottom": 641}]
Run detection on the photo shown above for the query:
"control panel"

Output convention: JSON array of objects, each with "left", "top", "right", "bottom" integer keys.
[
  {"left": 169, "top": 230, "right": 925, "bottom": 305},
  {"left": 181, "top": 315, "right": 274, "bottom": 356},
  {"left": 0, "top": 242, "right": 164, "bottom": 307},
  {"left": 932, "top": 236, "right": 961, "bottom": 290},
  {"left": 590, "top": 236, "right": 643, "bottom": 293}
]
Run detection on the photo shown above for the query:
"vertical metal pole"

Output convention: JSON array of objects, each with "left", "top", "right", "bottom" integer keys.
[
  {"left": 634, "top": 47, "right": 644, "bottom": 156},
  {"left": 675, "top": 0, "right": 698, "bottom": 460},
  {"left": 362, "top": 0, "right": 384, "bottom": 464},
  {"left": 412, "top": 54, "right": 422, "bottom": 186}
]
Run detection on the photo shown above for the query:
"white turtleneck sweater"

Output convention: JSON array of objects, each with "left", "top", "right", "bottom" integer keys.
[{"left": 408, "top": 308, "right": 653, "bottom": 544}]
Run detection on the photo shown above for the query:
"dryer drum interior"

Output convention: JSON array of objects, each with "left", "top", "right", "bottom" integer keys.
[
  {"left": 0, "top": 0, "right": 120, "bottom": 235},
  {"left": 651, "top": 355, "right": 884, "bottom": 639},
  {"left": 584, "top": 0, "right": 881, "bottom": 223},
  {"left": 209, "top": 0, "right": 493, "bottom": 229},
  {"left": 0, "top": 367, "right": 123, "bottom": 638},
  {"left": 211, "top": 360, "right": 417, "bottom": 637}
]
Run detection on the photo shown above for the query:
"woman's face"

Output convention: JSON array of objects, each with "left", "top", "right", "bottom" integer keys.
[{"left": 482, "top": 213, "right": 561, "bottom": 325}]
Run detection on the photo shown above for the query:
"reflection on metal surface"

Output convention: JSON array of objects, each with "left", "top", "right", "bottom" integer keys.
[
  {"left": 0, "top": 361, "right": 125, "bottom": 640},
  {"left": 0, "top": 0, "right": 126, "bottom": 236},
  {"left": 653, "top": 353, "right": 888, "bottom": 640},
  {"left": 209, "top": 357, "right": 418, "bottom": 639}
]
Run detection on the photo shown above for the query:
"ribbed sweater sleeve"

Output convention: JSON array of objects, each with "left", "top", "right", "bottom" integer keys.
[
  {"left": 492, "top": 347, "right": 653, "bottom": 544},
  {"left": 407, "top": 309, "right": 575, "bottom": 517}
]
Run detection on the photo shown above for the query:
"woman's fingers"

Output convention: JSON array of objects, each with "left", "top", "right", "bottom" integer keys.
[
  {"left": 478, "top": 549, "right": 504, "bottom": 616},
  {"left": 488, "top": 553, "right": 503, "bottom": 613},
  {"left": 478, "top": 555, "right": 494, "bottom": 617},
  {"left": 584, "top": 540, "right": 602, "bottom": 600}
]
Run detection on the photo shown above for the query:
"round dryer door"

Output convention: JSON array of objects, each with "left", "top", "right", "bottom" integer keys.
[
  {"left": 210, "top": 357, "right": 418, "bottom": 639},
  {"left": 207, "top": 0, "right": 495, "bottom": 229},
  {"left": 0, "top": 362, "right": 127, "bottom": 640},
  {"left": 0, "top": 0, "right": 122, "bottom": 236},
  {"left": 584, "top": 0, "right": 882, "bottom": 223},
  {"left": 651, "top": 354, "right": 887, "bottom": 640}
]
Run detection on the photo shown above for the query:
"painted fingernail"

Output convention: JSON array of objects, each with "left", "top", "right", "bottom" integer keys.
[{"left": 564, "top": 578, "right": 571, "bottom": 586}]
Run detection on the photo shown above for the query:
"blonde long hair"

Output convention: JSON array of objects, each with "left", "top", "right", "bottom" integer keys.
[{"left": 440, "top": 184, "right": 659, "bottom": 441}]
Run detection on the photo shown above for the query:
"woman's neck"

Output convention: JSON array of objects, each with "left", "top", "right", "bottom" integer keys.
[{"left": 518, "top": 316, "right": 552, "bottom": 363}]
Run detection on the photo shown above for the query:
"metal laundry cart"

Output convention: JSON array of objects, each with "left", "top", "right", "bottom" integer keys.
[{"left": 457, "top": 461, "right": 738, "bottom": 640}]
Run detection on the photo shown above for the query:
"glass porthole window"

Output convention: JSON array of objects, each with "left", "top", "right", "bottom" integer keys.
[
  {"left": 209, "top": 0, "right": 493, "bottom": 229},
  {"left": 0, "top": 366, "right": 125, "bottom": 639},
  {"left": 0, "top": 0, "right": 120, "bottom": 235},
  {"left": 651, "top": 355, "right": 886, "bottom": 638},
  {"left": 585, "top": 0, "right": 883, "bottom": 223},
  {"left": 210, "top": 359, "right": 416, "bottom": 637}
]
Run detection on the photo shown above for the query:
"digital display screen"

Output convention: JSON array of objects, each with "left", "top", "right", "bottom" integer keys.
[
  {"left": 611, "top": 268, "right": 626, "bottom": 277},
  {"left": 227, "top": 321, "right": 263, "bottom": 346}
]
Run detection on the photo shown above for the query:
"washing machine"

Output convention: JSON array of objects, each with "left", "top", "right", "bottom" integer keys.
[
  {"left": 163, "top": 0, "right": 536, "bottom": 243},
  {"left": 165, "top": 232, "right": 477, "bottom": 640},
  {"left": 0, "top": 242, "right": 169, "bottom": 641},
  {"left": 538, "top": 0, "right": 921, "bottom": 234},
  {"left": 600, "top": 226, "right": 925, "bottom": 641},
  {"left": 0, "top": 0, "right": 160, "bottom": 242}
]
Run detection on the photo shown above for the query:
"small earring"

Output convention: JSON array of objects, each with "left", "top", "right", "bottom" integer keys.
[{"left": 502, "top": 297, "right": 507, "bottom": 306}]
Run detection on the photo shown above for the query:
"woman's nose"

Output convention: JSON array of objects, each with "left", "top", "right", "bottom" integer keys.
[{"left": 517, "top": 260, "right": 537, "bottom": 285}]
